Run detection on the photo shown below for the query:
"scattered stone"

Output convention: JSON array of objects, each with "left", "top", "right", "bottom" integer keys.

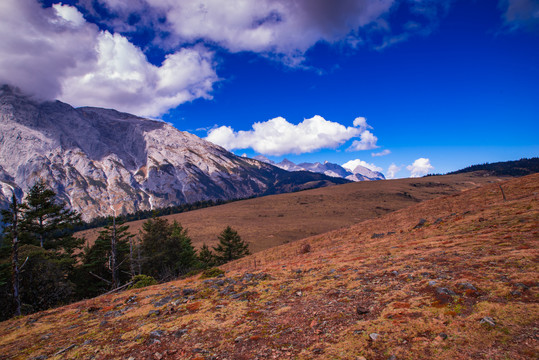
[
  {"left": 234, "top": 336, "right": 243, "bottom": 342},
  {"left": 127, "top": 357, "right": 135, "bottom": 360},
  {"left": 387, "top": 356, "right": 397, "bottom": 360},
  {"left": 294, "top": 269, "right": 302, "bottom": 274},
  {"left": 387, "top": 231, "right": 396, "bottom": 235},
  {"left": 312, "top": 348, "right": 324, "bottom": 354},
  {"left": 216, "top": 279, "right": 225, "bottom": 286},
  {"left": 510, "top": 290, "right": 522, "bottom": 296},
  {"left": 104, "top": 310, "right": 122, "bottom": 318},
  {"left": 439, "top": 333, "right": 448, "bottom": 340},
  {"left": 296, "top": 291, "right": 303, "bottom": 296},
  {"left": 515, "top": 283, "right": 530, "bottom": 290},
  {"left": 220, "top": 285, "right": 235, "bottom": 296},
  {"left": 150, "top": 330, "right": 166, "bottom": 338},
  {"left": 436, "top": 287, "right": 456, "bottom": 296},
  {"left": 154, "top": 296, "right": 172, "bottom": 307},
  {"left": 154, "top": 352, "right": 163, "bottom": 360},
  {"left": 31, "top": 356, "right": 47, "bottom": 360},
  {"left": 391, "top": 270, "right": 399, "bottom": 276},
  {"left": 434, "top": 218, "right": 443, "bottom": 225},
  {"left": 148, "top": 310, "right": 160, "bottom": 316},
  {"left": 183, "top": 288, "right": 197, "bottom": 296},
  {"left": 371, "top": 233, "right": 385, "bottom": 239},
  {"left": 82, "top": 339, "right": 93, "bottom": 345},
  {"left": 458, "top": 282, "right": 477, "bottom": 291},
  {"left": 356, "top": 306, "right": 370, "bottom": 317},
  {"left": 414, "top": 219, "right": 427, "bottom": 229},
  {"left": 480, "top": 317, "right": 496, "bottom": 326},
  {"left": 99, "top": 321, "right": 108, "bottom": 327},
  {"left": 369, "top": 333, "right": 380, "bottom": 341},
  {"left": 243, "top": 273, "right": 255, "bottom": 281},
  {"left": 174, "top": 329, "right": 188, "bottom": 338},
  {"left": 125, "top": 295, "right": 137, "bottom": 304},
  {"left": 353, "top": 330, "right": 364, "bottom": 335}
]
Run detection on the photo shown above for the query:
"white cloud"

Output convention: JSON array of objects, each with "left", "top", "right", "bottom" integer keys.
[
  {"left": 79, "top": 0, "right": 453, "bottom": 65},
  {"left": 372, "top": 149, "right": 391, "bottom": 157},
  {"left": 206, "top": 115, "right": 374, "bottom": 156},
  {"left": 61, "top": 33, "right": 218, "bottom": 117},
  {"left": 386, "top": 163, "right": 402, "bottom": 179},
  {"left": 347, "top": 130, "right": 379, "bottom": 151},
  {"left": 0, "top": 0, "right": 218, "bottom": 117},
  {"left": 342, "top": 159, "right": 383, "bottom": 172},
  {"left": 406, "top": 158, "right": 434, "bottom": 178},
  {"left": 499, "top": 0, "right": 539, "bottom": 31}
]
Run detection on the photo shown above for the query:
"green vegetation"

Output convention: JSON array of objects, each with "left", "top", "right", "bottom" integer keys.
[
  {"left": 447, "top": 157, "right": 539, "bottom": 177},
  {"left": 128, "top": 274, "right": 158, "bottom": 289},
  {"left": 213, "top": 226, "right": 251, "bottom": 264},
  {"left": 199, "top": 267, "right": 225, "bottom": 279}
]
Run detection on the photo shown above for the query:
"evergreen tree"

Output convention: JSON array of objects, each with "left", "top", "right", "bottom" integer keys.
[
  {"left": 198, "top": 243, "right": 216, "bottom": 268},
  {"left": 213, "top": 226, "right": 250, "bottom": 264},
  {"left": 20, "top": 180, "right": 83, "bottom": 256},
  {"left": 0, "top": 194, "right": 23, "bottom": 316},
  {"left": 76, "top": 218, "right": 131, "bottom": 297},
  {"left": 139, "top": 218, "right": 197, "bottom": 281}
]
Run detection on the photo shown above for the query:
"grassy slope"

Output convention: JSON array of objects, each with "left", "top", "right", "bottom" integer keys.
[
  {"left": 79, "top": 173, "right": 507, "bottom": 253},
  {"left": 0, "top": 174, "right": 537, "bottom": 359}
]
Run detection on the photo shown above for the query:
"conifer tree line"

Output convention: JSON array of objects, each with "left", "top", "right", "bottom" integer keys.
[{"left": 0, "top": 180, "right": 250, "bottom": 320}]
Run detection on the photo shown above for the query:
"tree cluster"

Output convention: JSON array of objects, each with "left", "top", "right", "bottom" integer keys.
[{"left": 0, "top": 181, "right": 251, "bottom": 320}]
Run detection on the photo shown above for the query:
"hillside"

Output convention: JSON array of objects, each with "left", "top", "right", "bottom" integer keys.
[
  {"left": 80, "top": 172, "right": 509, "bottom": 253},
  {"left": 1, "top": 173, "right": 536, "bottom": 359},
  {"left": 448, "top": 157, "right": 539, "bottom": 177}
]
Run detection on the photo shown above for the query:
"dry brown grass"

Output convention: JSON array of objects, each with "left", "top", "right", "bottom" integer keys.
[
  {"left": 1, "top": 173, "right": 536, "bottom": 360},
  {"left": 79, "top": 173, "right": 507, "bottom": 253}
]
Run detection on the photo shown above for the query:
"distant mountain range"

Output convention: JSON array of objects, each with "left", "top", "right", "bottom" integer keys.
[
  {"left": 254, "top": 156, "right": 385, "bottom": 181},
  {"left": 0, "top": 85, "right": 348, "bottom": 221}
]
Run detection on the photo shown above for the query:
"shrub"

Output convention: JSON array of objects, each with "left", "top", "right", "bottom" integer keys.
[
  {"left": 129, "top": 274, "right": 158, "bottom": 289},
  {"left": 199, "top": 267, "right": 225, "bottom": 279}
]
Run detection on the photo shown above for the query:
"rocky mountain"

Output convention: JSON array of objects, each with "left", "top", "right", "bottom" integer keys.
[
  {"left": 0, "top": 85, "right": 348, "bottom": 221},
  {"left": 254, "top": 156, "right": 385, "bottom": 181}
]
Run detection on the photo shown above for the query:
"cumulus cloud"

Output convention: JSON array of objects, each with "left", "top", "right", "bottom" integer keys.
[
  {"left": 499, "top": 0, "right": 539, "bottom": 31},
  {"left": 347, "top": 130, "right": 379, "bottom": 151},
  {"left": 206, "top": 115, "right": 375, "bottom": 156},
  {"left": 0, "top": 0, "right": 218, "bottom": 117},
  {"left": 387, "top": 163, "right": 402, "bottom": 179},
  {"left": 372, "top": 149, "right": 391, "bottom": 157},
  {"left": 342, "top": 159, "right": 383, "bottom": 172},
  {"left": 406, "top": 158, "right": 434, "bottom": 177}
]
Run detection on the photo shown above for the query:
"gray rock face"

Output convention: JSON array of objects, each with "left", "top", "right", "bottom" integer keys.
[{"left": 0, "top": 85, "right": 348, "bottom": 220}]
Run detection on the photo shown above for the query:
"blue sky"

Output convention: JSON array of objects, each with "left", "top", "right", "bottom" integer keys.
[{"left": 0, "top": 0, "right": 537, "bottom": 178}]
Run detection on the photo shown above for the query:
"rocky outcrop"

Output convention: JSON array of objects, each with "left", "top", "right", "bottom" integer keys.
[{"left": 0, "top": 85, "right": 348, "bottom": 220}]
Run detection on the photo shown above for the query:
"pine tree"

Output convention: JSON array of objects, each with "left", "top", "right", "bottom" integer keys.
[
  {"left": 79, "top": 217, "right": 132, "bottom": 295},
  {"left": 198, "top": 243, "right": 216, "bottom": 268},
  {"left": 20, "top": 180, "right": 83, "bottom": 256},
  {"left": 139, "top": 218, "right": 197, "bottom": 281},
  {"left": 1, "top": 194, "right": 22, "bottom": 316},
  {"left": 213, "top": 226, "right": 250, "bottom": 264}
]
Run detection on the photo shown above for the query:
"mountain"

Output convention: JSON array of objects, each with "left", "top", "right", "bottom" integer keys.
[
  {"left": 0, "top": 85, "right": 348, "bottom": 221},
  {"left": 255, "top": 156, "right": 385, "bottom": 181}
]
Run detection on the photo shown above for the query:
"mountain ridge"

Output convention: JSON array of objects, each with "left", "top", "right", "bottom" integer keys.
[
  {"left": 254, "top": 156, "right": 385, "bottom": 181},
  {"left": 0, "top": 85, "right": 348, "bottom": 221}
]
